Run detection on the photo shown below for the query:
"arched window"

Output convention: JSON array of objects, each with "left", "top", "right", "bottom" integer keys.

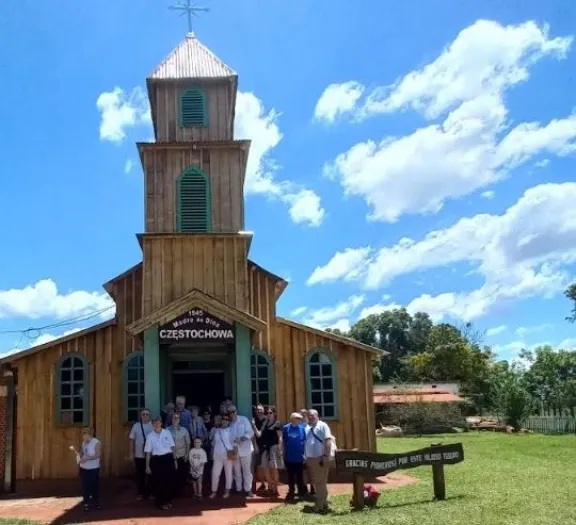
[
  {"left": 176, "top": 167, "right": 211, "bottom": 233},
  {"left": 250, "top": 350, "right": 274, "bottom": 407},
  {"left": 123, "top": 352, "right": 145, "bottom": 423},
  {"left": 56, "top": 353, "right": 89, "bottom": 425},
  {"left": 305, "top": 349, "right": 338, "bottom": 420},
  {"left": 180, "top": 89, "right": 207, "bottom": 127}
]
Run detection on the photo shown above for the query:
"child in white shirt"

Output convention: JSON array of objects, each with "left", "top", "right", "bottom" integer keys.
[{"left": 189, "top": 438, "right": 208, "bottom": 499}]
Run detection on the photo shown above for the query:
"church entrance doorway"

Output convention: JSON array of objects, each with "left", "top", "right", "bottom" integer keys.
[{"left": 168, "top": 357, "right": 232, "bottom": 413}]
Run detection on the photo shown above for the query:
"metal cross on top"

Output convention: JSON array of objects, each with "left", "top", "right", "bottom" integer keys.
[{"left": 169, "top": 0, "right": 209, "bottom": 34}]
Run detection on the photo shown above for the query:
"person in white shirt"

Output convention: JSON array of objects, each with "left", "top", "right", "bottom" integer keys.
[
  {"left": 304, "top": 409, "right": 334, "bottom": 514},
  {"left": 210, "top": 414, "right": 234, "bottom": 499},
  {"left": 129, "top": 408, "right": 153, "bottom": 500},
  {"left": 189, "top": 437, "right": 208, "bottom": 500},
  {"left": 78, "top": 426, "right": 101, "bottom": 511},
  {"left": 227, "top": 405, "right": 255, "bottom": 497},
  {"left": 144, "top": 415, "right": 176, "bottom": 510}
]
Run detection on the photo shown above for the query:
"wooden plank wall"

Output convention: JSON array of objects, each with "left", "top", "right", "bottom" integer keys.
[
  {"left": 151, "top": 80, "right": 234, "bottom": 142},
  {"left": 271, "top": 321, "right": 376, "bottom": 452},
  {"left": 14, "top": 265, "right": 143, "bottom": 480},
  {"left": 247, "top": 263, "right": 277, "bottom": 352},
  {"left": 142, "top": 145, "right": 247, "bottom": 234},
  {"left": 142, "top": 235, "right": 249, "bottom": 316}
]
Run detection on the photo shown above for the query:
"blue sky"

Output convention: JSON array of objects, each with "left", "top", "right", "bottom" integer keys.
[{"left": 1, "top": 0, "right": 576, "bottom": 360}]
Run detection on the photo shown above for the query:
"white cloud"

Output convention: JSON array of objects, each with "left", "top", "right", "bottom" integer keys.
[
  {"left": 327, "top": 319, "right": 352, "bottom": 333},
  {"left": 234, "top": 92, "right": 326, "bottom": 228},
  {"left": 282, "top": 189, "right": 325, "bottom": 227},
  {"left": 535, "top": 158, "right": 550, "bottom": 168},
  {"left": 31, "top": 328, "right": 82, "bottom": 348},
  {"left": 124, "top": 159, "right": 134, "bottom": 174},
  {"left": 303, "top": 295, "right": 365, "bottom": 329},
  {"left": 307, "top": 247, "right": 372, "bottom": 286},
  {"left": 486, "top": 325, "right": 507, "bottom": 337},
  {"left": 0, "top": 279, "right": 115, "bottom": 320},
  {"left": 318, "top": 20, "right": 574, "bottom": 223},
  {"left": 290, "top": 306, "right": 308, "bottom": 317},
  {"left": 515, "top": 323, "right": 553, "bottom": 337},
  {"left": 314, "top": 81, "right": 364, "bottom": 124},
  {"left": 559, "top": 337, "right": 576, "bottom": 349},
  {"left": 481, "top": 190, "right": 496, "bottom": 199},
  {"left": 309, "top": 182, "right": 576, "bottom": 321},
  {"left": 358, "top": 302, "right": 403, "bottom": 319},
  {"left": 96, "top": 87, "right": 151, "bottom": 143}
]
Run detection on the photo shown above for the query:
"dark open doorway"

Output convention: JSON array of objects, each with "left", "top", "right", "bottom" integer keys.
[{"left": 172, "top": 372, "right": 226, "bottom": 413}]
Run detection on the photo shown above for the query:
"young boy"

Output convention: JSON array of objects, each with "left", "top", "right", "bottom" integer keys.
[{"left": 189, "top": 438, "right": 208, "bottom": 499}]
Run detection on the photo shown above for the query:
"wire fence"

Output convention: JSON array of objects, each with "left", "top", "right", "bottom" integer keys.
[{"left": 524, "top": 416, "right": 576, "bottom": 434}]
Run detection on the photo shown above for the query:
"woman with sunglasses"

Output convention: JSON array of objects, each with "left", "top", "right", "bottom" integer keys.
[
  {"left": 257, "top": 406, "right": 283, "bottom": 497},
  {"left": 210, "top": 414, "right": 235, "bottom": 499}
]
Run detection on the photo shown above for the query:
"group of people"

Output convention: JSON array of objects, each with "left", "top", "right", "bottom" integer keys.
[{"left": 73, "top": 395, "right": 336, "bottom": 515}]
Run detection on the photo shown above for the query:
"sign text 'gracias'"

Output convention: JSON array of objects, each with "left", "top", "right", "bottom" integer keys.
[
  {"left": 158, "top": 309, "right": 235, "bottom": 343},
  {"left": 336, "top": 443, "right": 464, "bottom": 476}
]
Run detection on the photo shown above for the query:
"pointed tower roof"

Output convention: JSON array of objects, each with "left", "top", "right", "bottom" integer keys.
[{"left": 148, "top": 32, "right": 237, "bottom": 80}]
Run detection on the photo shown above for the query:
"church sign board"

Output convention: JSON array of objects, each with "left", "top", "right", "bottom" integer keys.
[
  {"left": 336, "top": 443, "right": 464, "bottom": 509},
  {"left": 158, "top": 309, "right": 235, "bottom": 343}
]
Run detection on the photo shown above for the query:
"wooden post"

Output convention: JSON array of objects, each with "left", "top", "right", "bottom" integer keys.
[
  {"left": 431, "top": 443, "right": 446, "bottom": 500},
  {"left": 352, "top": 474, "right": 365, "bottom": 510}
]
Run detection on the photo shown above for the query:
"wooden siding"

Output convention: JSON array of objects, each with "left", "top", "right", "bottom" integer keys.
[
  {"left": 142, "top": 145, "right": 247, "bottom": 234},
  {"left": 150, "top": 80, "right": 234, "bottom": 142},
  {"left": 248, "top": 262, "right": 278, "bottom": 352},
  {"left": 271, "top": 321, "right": 376, "bottom": 452},
  {"left": 14, "top": 266, "right": 142, "bottom": 480},
  {"left": 141, "top": 234, "right": 249, "bottom": 316}
]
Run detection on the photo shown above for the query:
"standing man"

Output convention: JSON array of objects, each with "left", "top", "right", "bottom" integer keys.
[
  {"left": 129, "top": 408, "right": 153, "bottom": 500},
  {"left": 304, "top": 409, "right": 333, "bottom": 514},
  {"left": 166, "top": 396, "right": 192, "bottom": 433},
  {"left": 228, "top": 405, "right": 255, "bottom": 497}
]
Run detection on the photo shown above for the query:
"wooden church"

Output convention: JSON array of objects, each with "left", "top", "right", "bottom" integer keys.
[{"left": 0, "top": 32, "right": 383, "bottom": 483}]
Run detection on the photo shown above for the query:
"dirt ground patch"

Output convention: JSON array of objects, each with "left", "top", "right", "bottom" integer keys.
[{"left": 0, "top": 474, "right": 416, "bottom": 525}]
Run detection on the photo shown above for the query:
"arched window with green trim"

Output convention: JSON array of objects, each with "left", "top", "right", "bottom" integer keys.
[
  {"left": 123, "top": 352, "right": 145, "bottom": 423},
  {"left": 305, "top": 349, "right": 338, "bottom": 420},
  {"left": 56, "top": 353, "right": 89, "bottom": 425},
  {"left": 180, "top": 88, "right": 208, "bottom": 127},
  {"left": 250, "top": 350, "right": 274, "bottom": 407},
  {"left": 176, "top": 167, "right": 211, "bottom": 232}
]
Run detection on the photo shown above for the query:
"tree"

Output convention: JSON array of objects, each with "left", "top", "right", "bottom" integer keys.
[
  {"left": 349, "top": 308, "right": 433, "bottom": 381},
  {"left": 565, "top": 284, "right": 576, "bottom": 322},
  {"left": 491, "top": 366, "right": 533, "bottom": 430},
  {"left": 521, "top": 345, "right": 576, "bottom": 415}
]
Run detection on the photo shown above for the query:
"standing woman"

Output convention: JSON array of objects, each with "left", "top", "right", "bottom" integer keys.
[
  {"left": 78, "top": 426, "right": 101, "bottom": 511},
  {"left": 258, "top": 406, "right": 284, "bottom": 497},
  {"left": 145, "top": 415, "right": 176, "bottom": 510},
  {"left": 169, "top": 412, "right": 191, "bottom": 496},
  {"left": 210, "top": 414, "right": 234, "bottom": 499}
]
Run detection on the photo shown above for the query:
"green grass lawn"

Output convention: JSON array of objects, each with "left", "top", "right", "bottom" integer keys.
[
  {"left": 248, "top": 432, "right": 576, "bottom": 525},
  {"left": 0, "top": 520, "right": 42, "bottom": 525}
]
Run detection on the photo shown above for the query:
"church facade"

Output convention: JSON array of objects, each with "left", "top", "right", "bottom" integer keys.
[{"left": 0, "top": 33, "right": 383, "bottom": 482}]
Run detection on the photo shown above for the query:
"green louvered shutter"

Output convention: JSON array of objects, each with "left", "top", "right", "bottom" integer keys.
[
  {"left": 180, "top": 89, "right": 207, "bottom": 127},
  {"left": 177, "top": 170, "right": 211, "bottom": 232}
]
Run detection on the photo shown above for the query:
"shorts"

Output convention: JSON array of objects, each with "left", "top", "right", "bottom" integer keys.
[
  {"left": 190, "top": 468, "right": 204, "bottom": 480},
  {"left": 260, "top": 445, "right": 283, "bottom": 469}
]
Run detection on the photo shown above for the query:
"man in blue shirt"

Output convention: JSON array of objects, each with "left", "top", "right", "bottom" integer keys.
[{"left": 282, "top": 412, "right": 307, "bottom": 501}]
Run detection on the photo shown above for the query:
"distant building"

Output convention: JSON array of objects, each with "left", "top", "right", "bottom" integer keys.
[{"left": 373, "top": 383, "right": 464, "bottom": 405}]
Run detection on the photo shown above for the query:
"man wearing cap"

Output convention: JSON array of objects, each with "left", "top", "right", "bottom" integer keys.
[
  {"left": 227, "top": 405, "right": 255, "bottom": 497},
  {"left": 283, "top": 412, "right": 307, "bottom": 501}
]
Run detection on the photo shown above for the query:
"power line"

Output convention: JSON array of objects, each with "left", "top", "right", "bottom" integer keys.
[{"left": 0, "top": 305, "right": 115, "bottom": 340}]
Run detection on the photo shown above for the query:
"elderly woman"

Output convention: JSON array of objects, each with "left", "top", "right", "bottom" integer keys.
[
  {"left": 169, "top": 412, "right": 191, "bottom": 496},
  {"left": 145, "top": 415, "right": 176, "bottom": 510}
]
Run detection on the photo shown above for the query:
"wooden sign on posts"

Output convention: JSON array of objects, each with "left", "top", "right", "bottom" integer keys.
[{"left": 335, "top": 442, "right": 464, "bottom": 510}]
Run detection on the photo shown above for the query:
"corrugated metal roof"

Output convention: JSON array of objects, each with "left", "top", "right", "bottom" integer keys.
[
  {"left": 149, "top": 32, "right": 237, "bottom": 80},
  {"left": 373, "top": 392, "right": 465, "bottom": 404}
]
